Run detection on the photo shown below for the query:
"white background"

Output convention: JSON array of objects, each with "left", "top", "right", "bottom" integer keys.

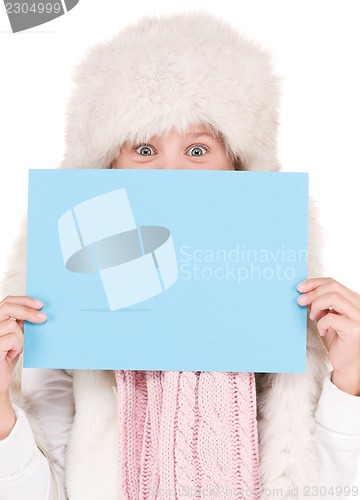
[
  {"left": 0, "top": 0, "right": 360, "bottom": 483},
  {"left": 1, "top": 0, "right": 360, "bottom": 290}
]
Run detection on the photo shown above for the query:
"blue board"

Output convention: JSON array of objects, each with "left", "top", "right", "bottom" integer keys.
[{"left": 25, "top": 169, "right": 308, "bottom": 372}]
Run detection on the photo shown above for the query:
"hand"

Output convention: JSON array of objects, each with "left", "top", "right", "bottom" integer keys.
[
  {"left": 297, "top": 278, "right": 360, "bottom": 396},
  {"left": 0, "top": 296, "right": 47, "bottom": 396}
]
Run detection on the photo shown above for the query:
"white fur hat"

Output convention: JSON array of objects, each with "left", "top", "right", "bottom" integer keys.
[{"left": 60, "top": 12, "right": 281, "bottom": 172}]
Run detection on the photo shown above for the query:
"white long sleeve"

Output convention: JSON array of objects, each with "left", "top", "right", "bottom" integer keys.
[
  {"left": 0, "top": 403, "right": 55, "bottom": 500},
  {"left": 0, "top": 369, "right": 359, "bottom": 500},
  {"left": 0, "top": 368, "right": 74, "bottom": 500},
  {"left": 315, "top": 371, "right": 360, "bottom": 492}
]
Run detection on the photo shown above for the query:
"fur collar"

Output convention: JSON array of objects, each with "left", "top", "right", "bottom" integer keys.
[{"left": 4, "top": 200, "right": 330, "bottom": 499}]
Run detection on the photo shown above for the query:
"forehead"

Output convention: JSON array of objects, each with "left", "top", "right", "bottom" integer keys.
[
  {"left": 153, "top": 124, "right": 218, "bottom": 141},
  {"left": 121, "top": 123, "right": 222, "bottom": 149},
  {"left": 185, "top": 124, "right": 217, "bottom": 138}
]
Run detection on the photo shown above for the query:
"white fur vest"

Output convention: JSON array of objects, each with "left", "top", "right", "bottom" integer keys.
[{"left": 3, "top": 201, "right": 330, "bottom": 500}]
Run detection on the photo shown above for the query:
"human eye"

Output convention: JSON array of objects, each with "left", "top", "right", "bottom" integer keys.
[
  {"left": 134, "top": 144, "right": 156, "bottom": 156},
  {"left": 186, "top": 144, "right": 209, "bottom": 157}
]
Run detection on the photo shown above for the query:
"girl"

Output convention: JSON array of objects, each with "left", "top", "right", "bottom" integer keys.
[{"left": 1, "top": 12, "right": 360, "bottom": 500}]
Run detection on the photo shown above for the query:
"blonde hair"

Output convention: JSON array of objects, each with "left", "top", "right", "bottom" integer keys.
[{"left": 205, "top": 124, "right": 244, "bottom": 171}]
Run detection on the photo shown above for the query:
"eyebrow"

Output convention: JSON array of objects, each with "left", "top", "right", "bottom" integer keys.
[{"left": 187, "top": 131, "right": 216, "bottom": 139}]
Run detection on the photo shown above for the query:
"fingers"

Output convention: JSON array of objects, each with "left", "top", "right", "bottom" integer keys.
[
  {"left": 297, "top": 277, "right": 334, "bottom": 292},
  {"left": 297, "top": 278, "right": 360, "bottom": 320},
  {"left": 317, "top": 313, "right": 360, "bottom": 341},
  {"left": 307, "top": 307, "right": 329, "bottom": 323},
  {"left": 0, "top": 296, "right": 47, "bottom": 323},
  {"left": 0, "top": 318, "right": 24, "bottom": 358},
  {"left": 0, "top": 323, "right": 24, "bottom": 362},
  {"left": 0, "top": 295, "right": 44, "bottom": 309},
  {"left": 0, "top": 319, "right": 24, "bottom": 339},
  {"left": 297, "top": 278, "right": 360, "bottom": 309},
  {"left": 310, "top": 292, "right": 360, "bottom": 321},
  {"left": 0, "top": 332, "right": 24, "bottom": 362},
  {"left": 0, "top": 296, "right": 46, "bottom": 364},
  {"left": 0, "top": 304, "right": 29, "bottom": 362}
]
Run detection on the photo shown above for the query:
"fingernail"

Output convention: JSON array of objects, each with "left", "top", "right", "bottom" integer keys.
[
  {"left": 297, "top": 280, "right": 307, "bottom": 291},
  {"left": 36, "top": 312, "right": 47, "bottom": 320},
  {"left": 34, "top": 299, "right": 44, "bottom": 308},
  {"left": 297, "top": 294, "right": 307, "bottom": 305}
]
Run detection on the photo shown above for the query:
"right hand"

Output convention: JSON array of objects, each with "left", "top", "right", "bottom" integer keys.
[{"left": 0, "top": 296, "right": 47, "bottom": 395}]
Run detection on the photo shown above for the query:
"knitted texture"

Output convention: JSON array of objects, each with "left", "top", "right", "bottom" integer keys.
[{"left": 115, "top": 370, "right": 260, "bottom": 499}]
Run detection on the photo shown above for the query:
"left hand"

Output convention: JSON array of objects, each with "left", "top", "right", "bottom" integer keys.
[{"left": 297, "top": 277, "right": 360, "bottom": 396}]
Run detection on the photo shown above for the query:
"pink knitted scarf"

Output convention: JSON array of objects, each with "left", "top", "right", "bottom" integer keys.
[{"left": 115, "top": 370, "right": 260, "bottom": 499}]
